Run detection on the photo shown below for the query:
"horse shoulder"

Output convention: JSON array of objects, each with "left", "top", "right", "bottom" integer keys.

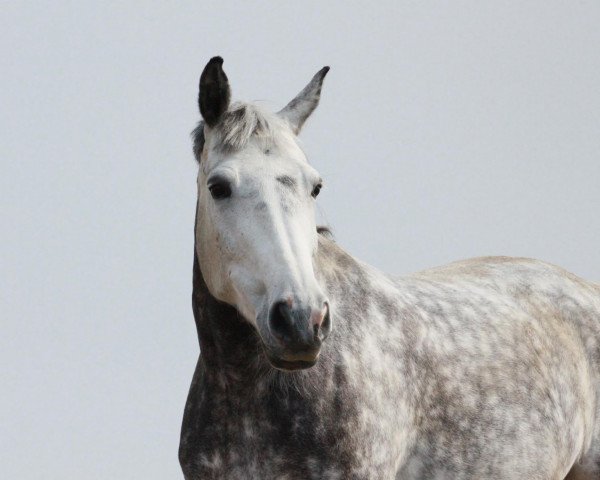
[{"left": 385, "top": 256, "right": 600, "bottom": 478}]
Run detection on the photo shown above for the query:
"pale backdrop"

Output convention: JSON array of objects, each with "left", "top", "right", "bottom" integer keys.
[{"left": 1, "top": 2, "right": 599, "bottom": 478}]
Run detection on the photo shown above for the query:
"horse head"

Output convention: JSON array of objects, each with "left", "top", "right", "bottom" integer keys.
[{"left": 193, "top": 57, "right": 331, "bottom": 371}]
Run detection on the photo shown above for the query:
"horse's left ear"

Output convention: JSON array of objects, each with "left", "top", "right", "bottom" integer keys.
[
  {"left": 278, "top": 66, "right": 330, "bottom": 135},
  {"left": 199, "top": 56, "right": 231, "bottom": 127}
]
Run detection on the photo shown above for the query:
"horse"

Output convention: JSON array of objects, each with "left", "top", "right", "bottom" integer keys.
[{"left": 179, "top": 56, "right": 600, "bottom": 479}]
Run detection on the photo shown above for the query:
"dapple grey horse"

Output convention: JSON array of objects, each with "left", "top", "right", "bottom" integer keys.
[{"left": 179, "top": 57, "right": 600, "bottom": 479}]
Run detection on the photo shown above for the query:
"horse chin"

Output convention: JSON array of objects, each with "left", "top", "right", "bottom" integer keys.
[{"left": 269, "top": 357, "right": 318, "bottom": 372}]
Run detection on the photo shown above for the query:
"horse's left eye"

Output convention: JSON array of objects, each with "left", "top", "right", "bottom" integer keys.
[{"left": 311, "top": 183, "right": 322, "bottom": 198}]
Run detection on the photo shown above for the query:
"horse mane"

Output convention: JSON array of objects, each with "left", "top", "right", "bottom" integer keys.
[
  {"left": 317, "top": 225, "right": 334, "bottom": 239},
  {"left": 192, "top": 102, "right": 290, "bottom": 161}
]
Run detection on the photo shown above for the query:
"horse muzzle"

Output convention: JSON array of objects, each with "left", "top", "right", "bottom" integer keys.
[{"left": 261, "top": 300, "right": 331, "bottom": 371}]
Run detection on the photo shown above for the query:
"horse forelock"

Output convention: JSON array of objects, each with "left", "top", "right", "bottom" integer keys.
[{"left": 192, "top": 102, "right": 293, "bottom": 162}]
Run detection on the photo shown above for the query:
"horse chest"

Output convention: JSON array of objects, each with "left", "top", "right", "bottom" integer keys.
[{"left": 180, "top": 375, "right": 405, "bottom": 479}]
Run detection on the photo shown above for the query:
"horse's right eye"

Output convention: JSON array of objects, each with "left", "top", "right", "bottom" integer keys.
[{"left": 208, "top": 182, "right": 232, "bottom": 200}]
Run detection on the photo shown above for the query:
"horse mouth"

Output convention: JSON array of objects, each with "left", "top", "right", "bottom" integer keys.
[{"left": 265, "top": 352, "right": 318, "bottom": 371}]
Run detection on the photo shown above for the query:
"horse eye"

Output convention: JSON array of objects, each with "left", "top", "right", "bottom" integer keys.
[
  {"left": 311, "top": 183, "right": 322, "bottom": 198},
  {"left": 208, "top": 182, "right": 232, "bottom": 200}
]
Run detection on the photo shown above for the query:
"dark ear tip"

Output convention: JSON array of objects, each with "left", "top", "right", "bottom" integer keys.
[
  {"left": 208, "top": 56, "right": 224, "bottom": 66},
  {"left": 320, "top": 66, "right": 330, "bottom": 77}
]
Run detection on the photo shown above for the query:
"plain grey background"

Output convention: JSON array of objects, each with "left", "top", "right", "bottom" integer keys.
[{"left": 1, "top": 1, "right": 599, "bottom": 478}]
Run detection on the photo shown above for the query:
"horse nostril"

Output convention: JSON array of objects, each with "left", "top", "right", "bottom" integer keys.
[
  {"left": 269, "top": 301, "right": 295, "bottom": 342},
  {"left": 312, "top": 304, "right": 330, "bottom": 340}
]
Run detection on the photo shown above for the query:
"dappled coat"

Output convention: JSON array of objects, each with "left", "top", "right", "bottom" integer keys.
[{"left": 179, "top": 57, "right": 600, "bottom": 480}]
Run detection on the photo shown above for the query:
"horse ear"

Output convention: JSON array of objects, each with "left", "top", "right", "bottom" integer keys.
[
  {"left": 199, "top": 56, "right": 231, "bottom": 127},
  {"left": 278, "top": 66, "right": 329, "bottom": 135}
]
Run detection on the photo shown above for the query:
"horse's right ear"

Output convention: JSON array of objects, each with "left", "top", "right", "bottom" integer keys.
[{"left": 199, "top": 56, "right": 231, "bottom": 127}]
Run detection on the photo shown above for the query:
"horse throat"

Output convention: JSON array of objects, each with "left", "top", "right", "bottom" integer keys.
[{"left": 192, "top": 246, "right": 266, "bottom": 378}]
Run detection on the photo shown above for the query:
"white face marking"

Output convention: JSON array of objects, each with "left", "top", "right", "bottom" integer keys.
[{"left": 196, "top": 122, "right": 326, "bottom": 334}]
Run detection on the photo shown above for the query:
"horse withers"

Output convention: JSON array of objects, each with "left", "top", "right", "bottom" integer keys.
[{"left": 179, "top": 56, "right": 600, "bottom": 479}]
